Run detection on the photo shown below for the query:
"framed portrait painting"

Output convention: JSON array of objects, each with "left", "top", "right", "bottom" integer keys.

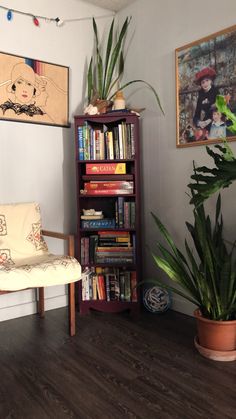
[
  {"left": 176, "top": 24, "right": 236, "bottom": 147},
  {"left": 0, "top": 52, "right": 69, "bottom": 127}
]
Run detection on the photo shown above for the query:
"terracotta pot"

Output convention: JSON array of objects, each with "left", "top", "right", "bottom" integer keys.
[{"left": 194, "top": 309, "right": 236, "bottom": 351}]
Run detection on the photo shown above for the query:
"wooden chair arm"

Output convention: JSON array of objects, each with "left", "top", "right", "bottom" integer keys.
[{"left": 41, "top": 230, "right": 75, "bottom": 257}]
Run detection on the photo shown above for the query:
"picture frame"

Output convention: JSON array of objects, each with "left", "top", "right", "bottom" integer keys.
[
  {"left": 0, "top": 51, "right": 69, "bottom": 127},
  {"left": 176, "top": 24, "right": 236, "bottom": 147}
]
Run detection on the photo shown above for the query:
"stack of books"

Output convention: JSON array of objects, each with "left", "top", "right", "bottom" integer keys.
[{"left": 82, "top": 180, "right": 134, "bottom": 195}]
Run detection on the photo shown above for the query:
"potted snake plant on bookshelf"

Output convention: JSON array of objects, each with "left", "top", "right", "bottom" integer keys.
[
  {"left": 149, "top": 129, "right": 236, "bottom": 361},
  {"left": 84, "top": 17, "right": 164, "bottom": 115}
]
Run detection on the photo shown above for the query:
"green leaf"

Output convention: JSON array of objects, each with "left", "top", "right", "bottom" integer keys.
[
  {"left": 92, "top": 17, "right": 103, "bottom": 97},
  {"left": 109, "top": 79, "right": 165, "bottom": 115},
  {"left": 87, "top": 57, "right": 93, "bottom": 103},
  {"left": 102, "top": 19, "right": 114, "bottom": 98},
  {"left": 104, "top": 17, "right": 130, "bottom": 99}
]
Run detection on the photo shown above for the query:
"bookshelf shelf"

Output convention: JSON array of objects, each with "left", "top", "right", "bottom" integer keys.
[{"left": 74, "top": 112, "right": 142, "bottom": 315}]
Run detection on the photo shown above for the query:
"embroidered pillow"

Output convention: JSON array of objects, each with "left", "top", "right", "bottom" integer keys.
[{"left": 0, "top": 202, "right": 48, "bottom": 265}]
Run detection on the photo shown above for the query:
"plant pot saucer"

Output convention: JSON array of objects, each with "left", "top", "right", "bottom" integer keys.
[{"left": 194, "top": 336, "right": 236, "bottom": 362}]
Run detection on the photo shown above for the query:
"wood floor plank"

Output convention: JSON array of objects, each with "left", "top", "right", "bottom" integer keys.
[{"left": 0, "top": 308, "right": 235, "bottom": 419}]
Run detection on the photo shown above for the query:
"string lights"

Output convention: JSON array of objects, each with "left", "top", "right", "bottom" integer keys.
[{"left": 0, "top": 4, "right": 114, "bottom": 27}]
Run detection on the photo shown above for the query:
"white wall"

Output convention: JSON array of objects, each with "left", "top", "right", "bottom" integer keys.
[
  {"left": 2, "top": 0, "right": 236, "bottom": 321},
  {"left": 118, "top": 0, "right": 236, "bottom": 316},
  {"left": 0, "top": 0, "right": 114, "bottom": 320}
]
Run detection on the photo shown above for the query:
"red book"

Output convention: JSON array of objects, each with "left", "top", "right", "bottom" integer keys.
[
  {"left": 97, "top": 274, "right": 106, "bottom": 300},
  {"left": 84, "top": 181, "right": 133, "bottom": 190},
  {"left": 83, "top": 189, "right": 133, "bottom": 195},
  {"left": 86, "top": 163, "right": 126, "bottom": 174}
]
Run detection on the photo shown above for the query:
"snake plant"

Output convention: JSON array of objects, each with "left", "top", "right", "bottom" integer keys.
[
  {"left": 151, "top": 194, "right": 236, "bottom": 321},
  {"left": 87, "top": 17, "right": 164, "bottom": 114},
  {"left": 149, "top": 98, "right": 236, "bottom": 321}
]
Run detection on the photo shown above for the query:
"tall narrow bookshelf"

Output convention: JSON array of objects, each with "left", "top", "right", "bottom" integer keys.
[{"left": 74, "top": 112, "right": 142, "bottom": 315}]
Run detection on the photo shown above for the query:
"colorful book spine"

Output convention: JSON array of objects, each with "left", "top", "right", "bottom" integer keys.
[
  {"left": 78, "top": 126, "right": 84, "bottom": 160},
  {"left": 85, "top": 162, "right": 126, "bottom": 174},
  {"left": 82, "top": 189, "right": 133, "bottom": 195},
  {"left": 81, "top": 218, "right": 116, "bottom": 229},
  {"left": 84, "top": 181, "right": 133, "bottom": 190}
]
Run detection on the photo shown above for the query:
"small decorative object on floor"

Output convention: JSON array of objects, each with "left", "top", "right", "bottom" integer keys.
[{"left": 143, "top": 286, "right": 171, "bottom": 313}]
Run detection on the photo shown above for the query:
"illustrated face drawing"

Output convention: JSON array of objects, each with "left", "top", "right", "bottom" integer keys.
[
  {"left": 9, "top": 63, "right": 38, "bottom": 104},
  {"left": 13, "top": 77, "right": 35, "bottom": 104}
]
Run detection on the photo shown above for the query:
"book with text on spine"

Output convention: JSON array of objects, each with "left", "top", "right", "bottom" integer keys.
[
  {"left": 85, "top": 162, "right": 126, "bottom": 174},
  {"left": 84, "top": 181, "right": 133, "bottom": 190},
  {"left": 82, "top": 189, "right": 133, "bottom": 195},
  {"left": 81, "top": 218, "right": 116, "bottom": 229}
]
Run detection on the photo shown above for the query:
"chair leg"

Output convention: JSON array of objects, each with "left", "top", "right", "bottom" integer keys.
[
  {"left": 69, "top": 282, "right": 75, "bottom": 336},
  {"left": 38, "top": 287, "right": 45, "bottom": 318}
]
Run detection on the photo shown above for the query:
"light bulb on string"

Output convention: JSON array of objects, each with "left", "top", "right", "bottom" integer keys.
[
  {"left": 7, "top": 10, "right": 13, "bottom": 21},
  {"left": 33, "top": 16, "right": 39, "bottom": 26}
]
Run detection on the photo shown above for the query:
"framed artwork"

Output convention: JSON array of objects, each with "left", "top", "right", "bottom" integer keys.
[
  {"left": 0, "top": 52, "right": 69, "bottom": 127},
  {"left": 176, "top": 24, "right": 236, "bottom": 147}
]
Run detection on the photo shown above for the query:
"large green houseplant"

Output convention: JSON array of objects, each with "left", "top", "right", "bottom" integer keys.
[
  {"left": 150, "top": 140, "right": 236, "bottom": 360},
  {"left": 86, "top": 17, "right": 164, "bottom": 114}
]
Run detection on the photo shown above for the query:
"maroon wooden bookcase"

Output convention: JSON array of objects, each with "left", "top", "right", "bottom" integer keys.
[{"left": 74, "top": 112, "right": 142, "bottom": 315}]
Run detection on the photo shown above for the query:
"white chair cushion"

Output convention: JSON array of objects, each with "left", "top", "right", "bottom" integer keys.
[
  {"left": 0, "top": 253, "right": 81, "bottom": 291},
  {"left": 0, "top": 202, "right": 48, "bottom": 264},
  {"left": 0, "top": 202, "right": 81, "bottom": 291}
]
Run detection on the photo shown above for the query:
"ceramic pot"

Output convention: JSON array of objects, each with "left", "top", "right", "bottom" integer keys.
[{"left": 194, "top": 309, "right": 236, "bottom": 351}]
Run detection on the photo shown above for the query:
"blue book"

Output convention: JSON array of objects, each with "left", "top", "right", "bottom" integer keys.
[{"left": 81, "top": 218, "right": 116, "bottom": 229}]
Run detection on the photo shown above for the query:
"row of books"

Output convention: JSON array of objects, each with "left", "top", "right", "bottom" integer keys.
[
  {"left": 80, "top": 199, "right": 135, "bottom": 229},
  {"left": 81, "top": 267, "right": 138, "bottom": 302},
  {"left": 80, "top": 180, "right": 134, "bottom": 196},
  {"left": 77, "top": 121, "right": 135, "bottom": 161},
  {"left": 80, "top": 231, "right": 134, "bottom": 265}
]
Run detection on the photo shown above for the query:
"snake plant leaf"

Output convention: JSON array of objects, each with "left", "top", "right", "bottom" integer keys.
[
  {"left": 143, "top": 276, "right": 199, "bottom": 306},
  {"left": 104, "top": 16, "right": 130, "bottom": 99},
  {"left": 102, "top": 19, "right": 114, "bottom": 97},
  {"left": 157, "top": 243, "right": 198, "bottom": 297},
  {"left": 109, "top": 79, "right": 165, "bottom": 115},
  {"left": 106, "top": 52, "right": 125, "bottom": 96},
  {"left": 87, "top": 57, "right": 93, "bottom": 103},
  {"left": 92, "top": 17, "right": 103, "bottom": 98}
]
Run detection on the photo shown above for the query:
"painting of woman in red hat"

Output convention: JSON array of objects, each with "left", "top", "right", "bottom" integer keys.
[{"left": 193, "top": 67, "right": 219, "bottom": 132}]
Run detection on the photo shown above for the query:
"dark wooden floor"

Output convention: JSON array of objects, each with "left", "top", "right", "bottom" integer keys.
[{"left": 0, "top": 308, "right": 235, "bottom": 419}]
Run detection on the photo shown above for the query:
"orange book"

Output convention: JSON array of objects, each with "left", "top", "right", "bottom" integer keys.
[
  {"left": 85, "top": 162, "right": 126, "bottom": 174},
  {"left": 97, "top": 274, "right": 106, "bottom": 300}
]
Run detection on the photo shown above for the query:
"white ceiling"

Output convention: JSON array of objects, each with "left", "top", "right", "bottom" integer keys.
[{"left": 81, "top": 0, "right": 136, "bottom": 12}]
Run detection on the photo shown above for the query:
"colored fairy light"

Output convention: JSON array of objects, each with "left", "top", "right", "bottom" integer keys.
[
  {"left": 33, "top": 16, "right": 39, "bottom": 26},
  {"left": 7, "top": 10, "right": 12, "bottom": 21},
  {"left": 55, "top": 17, "right": 63, "bottom": 27}
]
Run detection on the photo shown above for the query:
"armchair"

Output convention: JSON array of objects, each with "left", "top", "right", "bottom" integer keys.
[{"left": 0, "top": 202, "right": 81, "bottom": 336}]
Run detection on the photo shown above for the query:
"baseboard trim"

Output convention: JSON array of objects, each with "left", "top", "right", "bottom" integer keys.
[{"left": 0, "top": 295, "right": 68, "bottom": 322}]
